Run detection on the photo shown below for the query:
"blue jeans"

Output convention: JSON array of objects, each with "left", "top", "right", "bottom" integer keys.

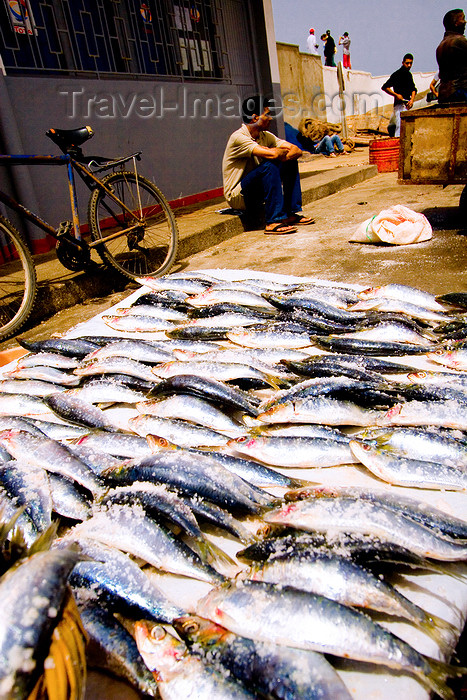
[
  {"left": 315, "top": 134, "right": 344, "bottom": 155},
  {"left": 240, "top": 159, "right": 302, "bottom": 224}
]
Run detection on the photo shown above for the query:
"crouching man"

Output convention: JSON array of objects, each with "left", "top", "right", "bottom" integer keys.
[{"left": 222, "top": 96, "right": 314, "bottom": 235}]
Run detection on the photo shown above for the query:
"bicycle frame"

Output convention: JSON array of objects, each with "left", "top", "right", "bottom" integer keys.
[{"left": 0, "top": 153, "right": 147, "bottom": 249}]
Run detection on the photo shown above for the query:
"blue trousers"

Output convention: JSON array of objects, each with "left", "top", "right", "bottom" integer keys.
[
  {"left": 240, "top": 159, "right": 302, "bottom": 224},
  {"left": 314, "top": 134, "right": 344, "bottom": 155}
]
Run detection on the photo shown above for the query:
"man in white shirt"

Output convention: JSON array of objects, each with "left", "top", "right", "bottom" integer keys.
[
  {"left": 222, "top": 96, "right": 314, "bottom": 235},
  {"left": 307, "top": 28, "right": 319, "bottom": 55}
]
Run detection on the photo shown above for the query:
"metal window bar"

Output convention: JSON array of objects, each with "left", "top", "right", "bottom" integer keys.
[{"left": 0, "top": 0, "right": 229, "bottom": 81}]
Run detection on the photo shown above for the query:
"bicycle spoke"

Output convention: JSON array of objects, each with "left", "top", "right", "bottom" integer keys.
[{"left": 88, "top": 171, "right": 178, "bottom": 279}]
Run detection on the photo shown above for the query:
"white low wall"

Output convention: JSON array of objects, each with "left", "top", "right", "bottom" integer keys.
[{"left": 322, "top": 65, "right": 436, "bottom": 122}]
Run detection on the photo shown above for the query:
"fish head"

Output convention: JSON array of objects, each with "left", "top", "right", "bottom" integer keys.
[
  {"left": 357, "top": 285, "right": 381, "bottom": 301},
  {"left": 349, "top": 439, "right": 376, "bottom": 461},
  {"left": 257, "top": 402, "right": 293, "bottom": 423},
  {"left": 227, "top": 435, "right": 258, "bottom": 450},
  {"left": 173, "top": 614, "right": 230, "bottom": 648},
  {"left": 146, "top": 434, "right": 179, "bottom": 452},
  {"left": 378, "top": 403, "right": 403, "bottom": 424},
  {"left": 263, "top": 501, "right": 299, "bottom": 524},
  {"left": 134, "top": 622, "right": 187, "bottom": 677},
  {"left": 151, "top": 363, "right": 171, "bottom": 378},
  {"left": 407, "top": 370, "right": 427, "bottom": 383},
  {"left": 427, "top": 350, "right": 457, "bottom": 368}
]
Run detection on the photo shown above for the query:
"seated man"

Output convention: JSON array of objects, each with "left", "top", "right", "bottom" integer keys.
[
  {"left": 222, "top": 96, "right": 314, "bottom": 235},
  {"left": 313, "top": 133, "right": 346, "bottom": 157},
  {"left": 436, "top": 8, "right": 467, "bottom": 103}
]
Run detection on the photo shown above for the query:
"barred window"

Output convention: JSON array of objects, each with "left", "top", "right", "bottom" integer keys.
[{"left": 0, "top": 0, "right": 228, "bottom": 80}]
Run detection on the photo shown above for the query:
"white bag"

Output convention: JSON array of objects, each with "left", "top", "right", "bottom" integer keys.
[{"left": 351, "top": 204, "right": 432, "bottom": 245}]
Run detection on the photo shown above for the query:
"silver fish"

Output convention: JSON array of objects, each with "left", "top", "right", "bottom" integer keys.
[
  {"left": 136, "top": 395, "right": 246, "bottom": 436},
  {"left": 195, "top": 580, "right": 462, "bottom": 698},
  {"left": 3, "top": 365, "right": 81, "bottom": 386},
  {"left": 68, "top": 503, "right": 224, "bottom": 584},
  {"left": 134, "top": 621, "right": 257, "bottom": 699},
  {"left": 82, "top": 339, "right": 177, "bottom": 364},
  {"left": 379, "top": 399, "right": 467, "bottom": 430},
  {"left": 0, "top": 429, "right": 104, "bottom": 496},
  {"left": 130, "top": 415, "right": 232, "bottom": 448},
  {"left": 264, "top": 495, "right": 467, "bottom": 560},
  {"left": 257, "top": 396, "right": 381, "bottom": 426},
  {"left": 228, "top": 434, "right": 358, "bottom": 468},
  {"left": 0, "top": 379, "right": 67, "bottom": 397},
  {"left": 0, "top": 547, "right": 82, "bottom": 700},
  {"left": 349, "top": 440, "right": 467, "bottom": 490},
  {"left": 74, "top": 356, "right": 156, "bottom": 382},
  {"left": 78, "top": 602, "right": 159, "bottom": 697}
]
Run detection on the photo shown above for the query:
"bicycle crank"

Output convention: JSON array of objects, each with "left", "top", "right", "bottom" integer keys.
[{"left": 55, "top": 221, "right": 91, "bottom": 271}]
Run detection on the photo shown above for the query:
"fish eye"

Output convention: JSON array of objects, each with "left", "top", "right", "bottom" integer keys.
[
  {"left": 150, "top": 625, "right": 166, "bottom": 641},
  {"left": 434, "top": 349, "right": 445, "bottom": 356}
]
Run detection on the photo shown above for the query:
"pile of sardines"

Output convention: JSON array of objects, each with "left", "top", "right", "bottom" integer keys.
[{"left": 1, "top": 271, "right": 467, "bottom": 700}]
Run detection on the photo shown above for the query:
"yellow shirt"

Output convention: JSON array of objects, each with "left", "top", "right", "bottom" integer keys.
[{"left": 222, "top": 124, "right": 286, "bottom": 209}]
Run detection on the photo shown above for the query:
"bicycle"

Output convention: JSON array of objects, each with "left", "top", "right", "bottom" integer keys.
[{"left": 0, "top": 125, "right": 179, "bottom": 340}]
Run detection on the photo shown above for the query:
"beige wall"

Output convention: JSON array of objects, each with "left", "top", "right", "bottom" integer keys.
[{"left": 276, "top": 42, "right": 326, "bottom": 128}]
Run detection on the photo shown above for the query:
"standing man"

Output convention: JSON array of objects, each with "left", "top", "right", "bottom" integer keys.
[
  {"left": 323, "top": 30, "right": 336, "bottom": 66},
  {"left": 339, "top": 32, "right": 351, "bottom": 68},
  {"left": 222, "top": 96, "right": 314, "bottom": 235},
  {"left": 306, "top": 28, "right": 319, "bottom": 55},
  {"left": 381, "top": 54, "right": 417, "bottom": 137},
  {"left": 436, "top": 8, "right": 467, "bottom": 103}
]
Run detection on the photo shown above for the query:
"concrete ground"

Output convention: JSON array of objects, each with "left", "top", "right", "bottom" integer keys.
[{"left": 1, "top": 144, "right": 466, "bottom": 353}]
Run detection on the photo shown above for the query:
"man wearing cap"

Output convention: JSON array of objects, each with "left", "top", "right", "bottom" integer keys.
[{"left": 307, "top": 28, "right": 319, "bottom": 55}]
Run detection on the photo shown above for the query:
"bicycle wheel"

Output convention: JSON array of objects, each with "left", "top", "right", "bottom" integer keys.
[
  {"left": 0, "top": 215, "right": 37, "bottom": 341},
  {"left": 87, "top": 171, "right": 179, "bottom": 279}
]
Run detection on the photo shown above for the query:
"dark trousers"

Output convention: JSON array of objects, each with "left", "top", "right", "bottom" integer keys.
[{"left": 240, "top": 159, "right": 302, "bottom": 224}]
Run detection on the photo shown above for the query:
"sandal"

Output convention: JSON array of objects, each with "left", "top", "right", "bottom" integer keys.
[
  {"left": 264, "top": 222, "right": 297, "bottom": 235},
  {"left": 285, "top": 214, "right": 315, "bottom": 225}
]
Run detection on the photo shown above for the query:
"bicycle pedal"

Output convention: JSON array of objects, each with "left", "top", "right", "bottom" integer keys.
[{"left": 56, "top": 220, "right": 73, "bottom": 237}]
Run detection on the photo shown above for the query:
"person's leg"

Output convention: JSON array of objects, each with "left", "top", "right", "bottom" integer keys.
[
  {"left": 393, "top": 103, "right": 404, "bottom": 137},
  {"left": 280, "top": 160, "right": 302, "bottom": 215},
  {"left": 280, "top": 161, "right": 314, "bottom": 224},
  {"left": 315, "top": 135, "right": 333, "bottom": 155},
  {"left": 240, "top": 161, "right": 297, "bottom": 233},
  {"left": 330, "top": 134, "right": 345, "bottom": 153}
]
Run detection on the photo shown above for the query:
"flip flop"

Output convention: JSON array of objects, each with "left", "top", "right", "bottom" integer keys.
[
  {"left": 285, "top": 214, "right": 315, "bottom": 225},
  {"left": 264, "top": 223, "right": 297, "bottom": 235}
]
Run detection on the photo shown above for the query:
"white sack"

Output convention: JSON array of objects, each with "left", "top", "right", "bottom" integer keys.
[{"left": 351, "top": 204, "right": 432, "bottom": 245}]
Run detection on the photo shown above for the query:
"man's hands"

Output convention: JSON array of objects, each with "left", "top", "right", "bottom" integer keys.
[{"left": 252, "top": 143, "right": 302, "bottom": 161}]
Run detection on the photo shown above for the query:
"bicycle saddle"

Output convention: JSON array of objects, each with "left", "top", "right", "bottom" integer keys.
[{"left": 46, "top": 126, "right": 94, "bottom": 152}]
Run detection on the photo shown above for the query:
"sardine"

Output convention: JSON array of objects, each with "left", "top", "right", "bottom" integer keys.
[
  {"left": 0, "top": 429, "right": 105, "bottom": 496},
  {"left": 174, "top": 614, "right": 352, "bottom": 700},
  {"left": 349, "top": 440, "right": 467, "bottom": 490},
  {"left": 74, "top": 356, "right": 156, "bottom": 382},
  {"left": 130, "top": 414, "right": 233, "bottom": 447},
  {"left": 357, "top": 283, "right": 451, "bottom": 312},
  {"left": 247, "top": 550, "right": 455, "bottom": 645},
  {"left": 68, "top": 503, "right": 224, "bottom": 583},
  {"left": 147, "top": 374, "right": 260, "bottom": 416},
  {"left": 228, "top": 434, "right": 358, "bottom": 468},
  {"left": 195, "top": 580, "right": 463, "bottom": 698},
  {"left": 136, "top": 395, "right": 246, "bottom": 436},
  {"left": 0, "top": 547, "right": 82, "bottom": 700},
  {"left": 264, "top": 495, "right": 467, "bottom": 560},
  {"left": 44, "top": 393, "right": 117, "bottom": 431},
  {"left": 82, "top": 339, "right": 177, "bottom": 364},
  {"left": 134, "top": 621, "right": 257, "bottom": 699},
  {"left": 257, "top": 396, "right": 381, "bottom": 426},
  {"left": 3, "top": 365, "right": 81, "bottom": 386},
  {"left": 78, "top": 602, "right": 159, "bottom": 697}
]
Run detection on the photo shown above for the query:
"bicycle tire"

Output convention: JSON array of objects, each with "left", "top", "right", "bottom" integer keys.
[
  {"left": 87, "top": 171, "right": 179, "bottom": 279},
  {"left": 0, "top": 215, "right": 37, "bottom": 341}
]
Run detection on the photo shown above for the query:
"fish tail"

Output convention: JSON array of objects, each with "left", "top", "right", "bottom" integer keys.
[
  {"left": 197, "top": 537, "right": 237, "bottom": 571},
  {"left": 418, "top": 612, "right": 458, "bottom": 651},
  {"left": 265, "top": 374, "right": 281, "bottom": 390},
  {"left": 423, "top": 657, "right": 467, "bottom": 700}
]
